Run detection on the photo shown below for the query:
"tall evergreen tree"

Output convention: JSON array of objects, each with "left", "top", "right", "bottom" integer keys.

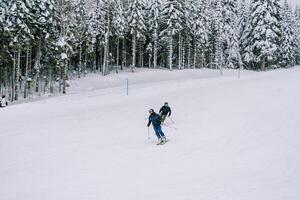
[
  {"left": 243, "top": 0, "right": 281, "bottom": 70},
  {"left": 294, "top": 6, "right": 300, "bottom": 65},
  {"left": 222, "top": 0, "right": 241, "bottom": 68},
  {"left": 73, "top": 0, "right": 90, "bottom": 78},
  {"left": 279, "top": 0, "right": 296, "bottom": 67},
  {"left": 191, "top": 0, "right": 209, "bottom": 68},
  {"left": 238, "top": 0, "right": 249, "bottom": 66},
  {"left": 54, "top": 0, "right": 75, "bottom": 94},
  {"left": 5, "top": 0, "right": 34, "bottom": 100},
  {"left": 160, "top": 0, "right": 185, "bottom": 70},
  {"left": 114, "top": 0, "right": 126, "bottom": 70},
  {"left": 147, "top": 0, "right": 161, "bottom": 69},
  {"left": 127, "top": 0, "right": 146, "bottom": 71}
]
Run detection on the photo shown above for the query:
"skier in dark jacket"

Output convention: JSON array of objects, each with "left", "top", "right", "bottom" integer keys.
[
  {"left": 147, "top": 109, "right": 167, "bottom": 144},
  {"left": 159, "top": 102, "right": 171, "bottom": 123}
]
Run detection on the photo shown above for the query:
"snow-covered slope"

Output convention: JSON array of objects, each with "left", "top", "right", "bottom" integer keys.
[{"left": 1, "top": 68, "right": 300, "bottom": 200}]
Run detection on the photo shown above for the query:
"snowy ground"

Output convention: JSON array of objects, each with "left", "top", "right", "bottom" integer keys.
[{"left": 1, "top": 67, "right": 300, "bottom": 200}]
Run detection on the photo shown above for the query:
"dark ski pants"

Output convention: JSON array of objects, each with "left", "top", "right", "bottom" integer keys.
[
  {"left": 153, "top": 125, "right": 165, "bottom": 139},
  {"left": 160, "top": 114, "right": 167, "bottom": 123}
]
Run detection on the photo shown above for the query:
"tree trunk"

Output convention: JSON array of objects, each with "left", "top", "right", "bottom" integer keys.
[
  {"left": 169, "top": 35, "right": 173, "bottom": 71},
  {"left": 122, "top": 37, "right": 126, "bottom": 70},
  {"left": 187, "top": 40, "right": 191, "bottom": 69},
  {"left": 193, "top": 42, "right": 197, "bottom": 69},
  {"left": 78, "top": 43, "right": 82, "bottom": 78},
  {"left": 15, "top": 47, "right": 21, "bottom": 101},
  {"left": 201, "top": 52, "right": 205, "bottom": 68},
  {"left": 11, "top": 51, "right": 16, "bottom": 102},
  {"left": 117, "top": 38, "right": 120, "bottom": 67},
  {"left": 103, "top": 33, "right": 109, "bottom": 75},
  {"left": 62, "top": 60, "right": 67, "bottom": 94},
  {"left": 132, "top": 33, "right": 137, "bottom": 72},
  {"left": 148, "top": 52, "right": 152, "bottom": 68},
  {"left": 24, "top": 47, "right": 29, "bottom": 98},
  {"left": 178, "top": 33, "right": 181, "bottom": 69},
  {"left": 35, "top": 40, "right": 42, "bottom": 95},
  {"left": 84, "top": 47, "right": 87, "bottom": 77},
  {"left": 139, "top": 40, "right": 143, "bottom": 68},
  {"left": 261, "top": 56, "right": 266, "bottom": 71},
  {"left": 182, "top": 37, "right": 186, "bottom": 69},
  {"left": 49, "top": 65, "right": 54, "bottom": 94},
  {"left": 153, "top": 29, "right": 158, "bottom": 69}
]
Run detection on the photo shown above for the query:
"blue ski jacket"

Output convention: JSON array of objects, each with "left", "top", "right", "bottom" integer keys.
[{"left": 147, "top": 113, "right": 162, "bottom": 127}]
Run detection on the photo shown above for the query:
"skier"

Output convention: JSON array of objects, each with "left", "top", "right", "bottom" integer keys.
[
  {"left": 147, "top": 109, "right": 167, "bottom": 145},
  {"left": 159, "top": 102, "right": 171, "bottom": 123},
  {"left": 0, "top": 95, "right": 8, "bottom": 108}
]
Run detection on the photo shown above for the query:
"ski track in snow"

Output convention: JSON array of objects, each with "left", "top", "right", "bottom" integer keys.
[{"left": 0, "top": 68, "right": 300, "bottom": 200}]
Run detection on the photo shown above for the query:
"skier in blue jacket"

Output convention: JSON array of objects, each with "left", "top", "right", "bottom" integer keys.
[{"left": 147, "top": 109, "right": 167, "bottom": 144}]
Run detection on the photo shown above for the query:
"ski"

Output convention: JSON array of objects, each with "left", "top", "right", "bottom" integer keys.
[{"left": 156, "top": 139, "right": 169, "bottom": 145}]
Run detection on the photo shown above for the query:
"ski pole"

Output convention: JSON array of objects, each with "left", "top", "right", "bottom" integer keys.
[
  {"left": 147, "top": 127, "right": 150, "bottom": 139},
  {"left": 162, "top": 124, "right": 177, "bottom": 130},
  {"left": 168, "top": 116, "right": 175, "bottom": 123}
]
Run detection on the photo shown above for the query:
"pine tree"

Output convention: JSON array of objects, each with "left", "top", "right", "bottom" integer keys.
[
  {"left": 114, "top": 0, "right": 126, "bottom": 70},
  {"left": 147, "top": 0, "right": 161, "bottom": 68},
  {"left": 91, "top": 0, "right": 105, "bottom": 72},
  {"left": 54, "top": 0, "right": 75, "bottom": 94},
  {"left": 294, "top": 6, "right": 300, "bottom": 65},
  {"left": 98, "top": 0, "right": 117, "bottom": 75},
  {"left": 0, "top": 2, "right": 9, "bottom": 96},
  {"left": 73, "top": 0, "right": 89, "bottom": 78},
  {"left": 31, "top": 0, "right": 56, "bottom": 95},
  {"left": 279, "top": 0, "right": 296, "bottom": 67},
  {"left": 182, "top": 0, "right": 194, "bottom": 69},
  {"left": 5, "top": 0, "right": 34, "bottom": 100},
  {"left": 238, "top": 0, "right": 249, "bottom": 67},
  {"left": 243, "top": 0, "right": 281, "bottom": 70},
  {"left": 127, "top": 0, "right": 146, "bottom": 71},
  {"left": 222, "top": 0, "right": 241, "bottom": 68},
  {"left": 161, "top": 0, "right": 185, "bottom": 70},
  {"left": 213, "top": 0, "right": 225, "bottom": 69},
  {"left": 191, "top": 0, "right": 209, "bottom": 68}
]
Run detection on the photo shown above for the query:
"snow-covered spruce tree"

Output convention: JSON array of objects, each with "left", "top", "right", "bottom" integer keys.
[
  {"left": 242, "top": 0, "right": 281, "bottom": 70},
  {"left": 114, "top": 0, "right": 126, "bottom": 70},
  {"left": 30, "top": 0, "right": 56, "bottom": 96},
  {"left": 190, "top": 0, "right": 209, "bottom": 68},
  {"left": 98, "top": 0, "right": 117, "bottom": 75},
  {"left": 160, "top": 0, "right": 185, "bottom": 70},
  {"left": 73, "top": 0, "right": 89, "bottom": 78},
  {"left": 238, "top": 0, "right": 249, "bottom": 66},
  {"left": 82, "top": 12, "right": 97, "bottom": 73},
  {"left": 181, "top": 0, "right": 194, "bottom": 69},
  {"left": 147, "top": 0, "right": 161, "bottom": 69},
  {"left": 5, "top": 0, "right": 34, "bottom": 101},
  {"left": 54, "top": 0, "right": 75, "bottom": 94},
  {"left": 127, "top": 0, "right": 146, "bottom": 71},
  {"left": 90, "top": 0, "right": 105, "bottom": 72},
  {"left": 0, "top": 1, "right": 10, "bottom": 95},
  {"left": 294, "top": 6, "right": 300, "bottom": 65},
  {"left": 212, "top": 0, "right": 225, "bottom": 69},
  {"left": 222, "top": 0, "right": 241, "bottom": 69},
  {"left": 279, "top": 0, "right": 296, "bottom": 67},
  {"left": 238, "top": 0, "right": 249, "bottom": 64}
]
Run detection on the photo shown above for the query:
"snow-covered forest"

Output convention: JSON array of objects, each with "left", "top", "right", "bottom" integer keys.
[{"left": 0, "top": 0, "right": 300, "bottom": 101}]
